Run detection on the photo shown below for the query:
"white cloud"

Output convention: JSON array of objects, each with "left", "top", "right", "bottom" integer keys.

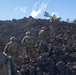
[
  {"left": 15, "top": 7, "right": 27, "bottom": 13},
  {"left": 30, "top": 0, "right": 50, "bottom": 18},
  {"left": 20, "top": 7, "right": 26, "bottom": 13},
  {"left": 33, "top": 0, "right": 41, "bottom": 9},
  {"left": 51, "top": 12, "right": 60, "bottom": 18}
]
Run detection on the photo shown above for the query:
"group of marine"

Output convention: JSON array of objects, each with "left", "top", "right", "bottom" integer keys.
[{"left": 0, "top": 25, "right": 76, "bottom": 75}]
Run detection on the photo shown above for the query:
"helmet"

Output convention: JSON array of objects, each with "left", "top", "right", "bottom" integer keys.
[
  {"left": 26, "top": 31, "right": 31, "bottom": 35},
  {"left": 42, "top": 27, "right": 45, "bottom": 30},
  {"left": 10, "top": 37, "right": 16, "bottom": 41}
]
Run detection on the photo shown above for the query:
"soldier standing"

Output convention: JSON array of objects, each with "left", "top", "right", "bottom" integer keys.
[
  {"left": 4, "top": 37, "right": 21, "bottom": 63},
  {"left": 38, "top": 27, "right": 49, "bottom": 54},
  {"left": 38, "top": 27, "right": 46, "bottom": 42},
  {"left": 22, "top": 31, "right": 34, "bottom": 60}
]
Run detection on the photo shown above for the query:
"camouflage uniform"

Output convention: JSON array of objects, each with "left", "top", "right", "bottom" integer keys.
[
  {"left": 38, "top": 27, "right": 46, "bottom": 42},
  {"left": 22, "top": 31, "right": 34, "bottom": 60},
  {"left": 4, "top": 37, "right": 21, "bottom": 63},
  {"left": 0, "top": 51, "right": 20, "bottom": 75},
  {"left": 38, "top": 27, "right": 49, "bottom": 54}
]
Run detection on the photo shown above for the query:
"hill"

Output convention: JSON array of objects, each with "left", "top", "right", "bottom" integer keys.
[
  {"left": 0, "top": 16, "right": 76, "bottom": 75},
  {"left": 0, "top": 16, "right": 76, "bottom": 50}
]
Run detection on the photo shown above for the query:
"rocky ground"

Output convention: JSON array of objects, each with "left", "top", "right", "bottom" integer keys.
[{"left": 0, "top": 17, "right": 76, "bottom": 75}]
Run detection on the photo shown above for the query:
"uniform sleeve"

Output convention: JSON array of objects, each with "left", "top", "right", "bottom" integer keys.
[
  {"left": 22, "top": 37, "right": 26, "bottom": 46},
  {"left": 4, "top": 43, "right": 10, "bottom": 53}
]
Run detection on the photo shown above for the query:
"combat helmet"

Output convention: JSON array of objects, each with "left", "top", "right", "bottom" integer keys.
[
  {"left": 25, "top": 31, "right": 31, "bottom": 35},
  {"left": 42, "top": 27, "right": 45, "bottom": 30},
  {"left": 10, "top": 37, "right": 16, "bottom": 41}
]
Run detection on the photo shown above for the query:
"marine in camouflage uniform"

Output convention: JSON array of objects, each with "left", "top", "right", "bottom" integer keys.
[
  {"left": 4, "top": 37, "right": 21, "bottom": 63},
  {"left": 38, "top": 27, "right": 49, "bottom": 54},
  {"left": 22, "top": 31, "right": 34, "bottom": 60},
  {"left": 38, "top": 27, "right": 46, "bottom": 42}
]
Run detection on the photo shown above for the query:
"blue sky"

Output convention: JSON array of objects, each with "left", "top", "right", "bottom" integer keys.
[{"left": 0, "top": 0, "right": 76, "bottom": 21}]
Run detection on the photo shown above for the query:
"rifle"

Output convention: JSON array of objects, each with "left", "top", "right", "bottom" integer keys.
[{"left": 7, "top": 58, "right": 11, "bottom": 75}]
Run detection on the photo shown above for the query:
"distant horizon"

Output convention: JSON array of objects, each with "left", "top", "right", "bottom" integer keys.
[{"left": 0, "top": 15, "right": 75, "bottom": 22}]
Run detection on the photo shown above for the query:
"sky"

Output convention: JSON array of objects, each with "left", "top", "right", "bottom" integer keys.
[{"left": 0, "top": 0, "right": 76, "bottom": 21}]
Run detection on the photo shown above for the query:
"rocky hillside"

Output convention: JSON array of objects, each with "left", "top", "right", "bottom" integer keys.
[
  {"left": 0, "top": 16, "right": 76, "bottom": 75},
  {"left": 0, "top": 16, "right": 49, "bottom": 50},
  {"left": 0, "top": 16, "right": 76, "bottom": 50}
]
